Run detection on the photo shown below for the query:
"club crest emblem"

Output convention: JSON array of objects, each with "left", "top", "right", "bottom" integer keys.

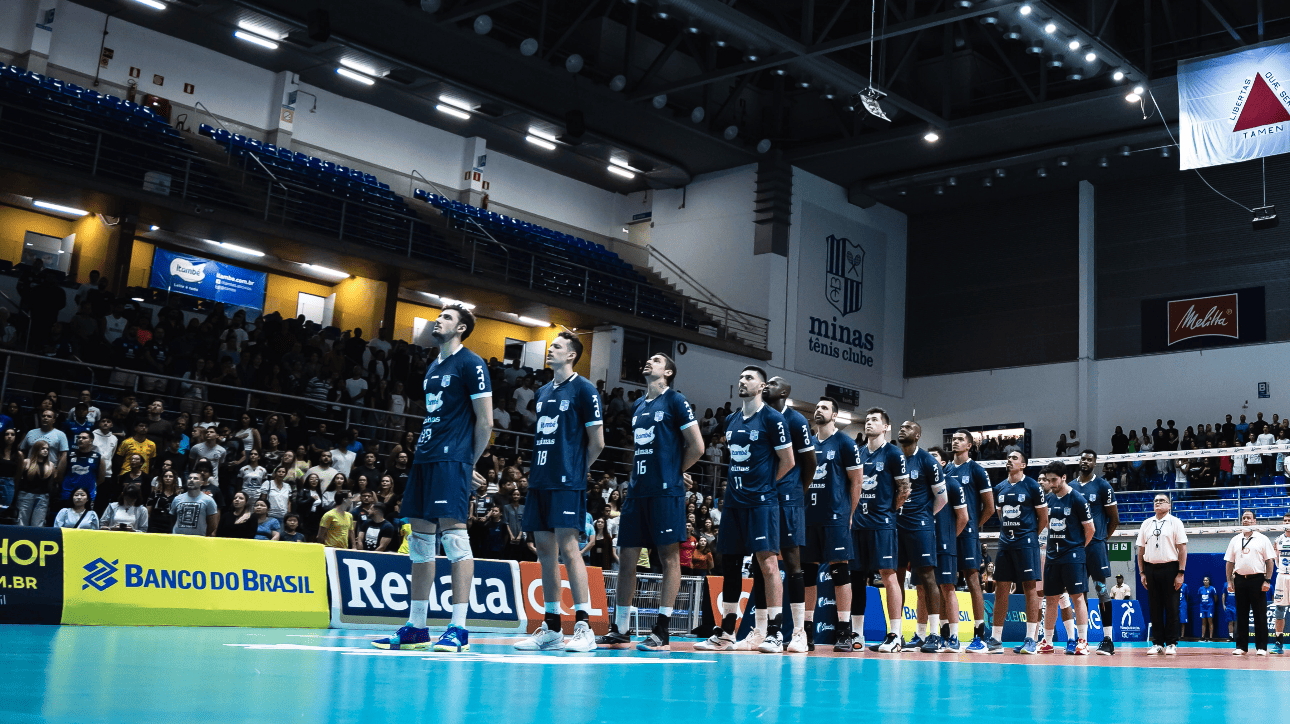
[
  {"left": 750, "top": 430, "right": 759, "bottom": 441},
  {"left": 560, "top": 400, "right": 570, "bottom": 411},
  {"left": 825, "top": 234, "right": 864, "bottom": 317},
  {"left": 910, "top": 469, "right": 919, "bottom": 480},
  {"left": 655, "top": 411, "right": 664, "bottom": 422},
  {"left": 875, "top": 462, "right": 885, "bottom": 472},
  {"left": 442, "top": 375, "right": 451, "bottom": 387}
]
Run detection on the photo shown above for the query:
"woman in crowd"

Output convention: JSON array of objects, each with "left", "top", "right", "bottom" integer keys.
[
  {"left": 261, "top": 433, "right": 285, "bottom": 471},
  {"left": 147, "top": 469, "right": 181, "bottom": 534},
  {"left": 238, "top": 450, "right": 268, "bottom": 504},
  {"left": 54, "top": 486, "right": 99, "bottom": 529},
  {"left": 280, "top": 513, "right": 306, "bottom": 542},
  {"left": 0, "top": 427, "right": 23, "bottom": 522},
  {"left": 233, "top": 412, "right": 262, "bottom": 454},
  {"left": 16, "top": 439, "right": 57, "bottom": 526},
  {"left": 112, "top": 453, "right": 152, "bottom": 509},
  {"left": 375, "top": 473, "right": 400, "bottom": 514},
  {"left": 680, "top": 524, "right": 698, "bottom": 575},
  {"left": 691, "top": 536, "right": 714, "bottom": 575},
  {"left": 293, "top": 473, "right": 324, "bottom": 539},
  {"left": 193, "top": 404, "right": 221, "bottom": 437},
  {"left": 217, "top": 490, "right": 257, "bottom": 538},
  {"left": 586, "top": 517, "right": 617, "bottom": 570},
  {"left": 101, "top": 483, "right": 148, "bottom": 532},
  {"left": 321, "top": 472, "right": 347, "bottom": 506},
  {"left": 261, "top": 465, "right": 293, "bottom": 523},
  {"left": 252, "top": 498, "right": 281, "bottom": 541},
  {"left": 700, "top": 518, "right": 717, "bottom": 548}
]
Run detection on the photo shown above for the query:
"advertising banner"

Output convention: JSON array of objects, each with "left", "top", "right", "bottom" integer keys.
[
  {"left": 0, "top": 526, "right": 63, "bottom": 624},
  {"left": 326, "top": 549, "right": 525, "bottom": 632},
  {"left": 517, "top": 561, "right": 610, "bottom": 635},
  {"left": 793, "top": 202, "right": 887, "bottom": 390},
  {"left": 1113, "top": 600, "right": 1147, "bottom": 642},
  {"left": 60, "top": 529, "right": 328, "bottom": 627},
  {"left": 150, "top": 247, "right": 267, "bottom": 310},
  {"left": 1178, "top": 39, "right": 1290, "bottom": 170},
  {"left": 1141, "top": 287, "right": 1265, "bottom": 353}
]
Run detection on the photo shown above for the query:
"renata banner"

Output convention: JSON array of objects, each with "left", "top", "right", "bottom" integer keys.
[
  {"left": 1178, "top": 39, "right": 1290, "bottom": 170},
  {"left": 1141, "top": 287, "right": 1265, "bottom": 353}
]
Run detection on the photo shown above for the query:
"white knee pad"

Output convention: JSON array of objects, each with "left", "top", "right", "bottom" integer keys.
[
  {"left": 1058, "top": 592, "right": 1071, "bottom": 610},
  {"left": 442, "top": 528, "right": 473, "bottom": 563},
  {"left": 408, "top": 532, "right": 437, "bottom": 564}
]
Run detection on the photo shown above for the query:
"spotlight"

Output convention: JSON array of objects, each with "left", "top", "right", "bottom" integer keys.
[
  {"left": 1125, "top": 92, "right": 1141, "bottom": 103},
  {"left": 979, "top": 15, "right": 999, "bottom": 25},
  {"left": 955, "top": 0, "right": 974, "bottom": 7},
  {"left": 1132, "top": 85, "right": 1145, "bottom": 95},
  {"left": 898, "top": 187, "right": 908, "bottom": 196},
  {"left": 1048, "top": 56, "right": 1064, "bottom": 68},
  {"left": 690, "top": 107, "right": 705, "bottom": 123},
  {"left": 1119, "top": 145, "right": 1131, "bottom": 156},
  {"left": 1056, "top": 156, "right": 1070, "bottom": 167},
  {"left": 653, "top": 11, "right": 670, "bottom": 20},
  {"left": 1025, "top": 43, "right": 1044, "bottom": 54},
  {"left": 652, "top": 95, "right": 668, "bottom": 109},
  {"left": 743, "top": 52, "right": 760, "bottom": 62},
  {"left": 1068, "top": 39, "right": 1081, "bottom": 51},
  {"left": 946, "top": 176, "right": 957, "bottom": 186},
  {"left": 1036, "top": 166, "right": 1048, "bottom": 178},
  {"left": 1004, "top": 25, "right": 1023, "bottom": 41},
  {"left": 923, "top": 131, "right": 939, "bottom": 142},
  {"left": 771, "top": 68, "right": 786, "bottom": 76},
  {"left": 1085, "top": 52, "right": 1097, "bottom": 62},
  {"left": 1044, "top": 22, "right": 1057, "bottom": 33},
  {"left": 723, "top": 125, "right": 739, "bottom": 140},
  {"left": 1067, "top": 72, "right": 1084, "bottom": 81},
  {"left": 473, "top": 15, "right": 493, "bottom": 34},
  {"left": 1019, "top": 4, "right": 1032, "bottom": 14},
  {"left": 609, "top": 75, "right": 627, "bottom": 91},
  {"left": 934, "top": 185, "right": 944, "bottom": 195},
  {"left": 994, "top": 168, "right": 1006, "bottom": 177},
  {"left": 1098, "top": 156, "right": 1109, "bottom": 168},
  {"left": 712, "top": 39, "right": 728, "bottom": 48},
  {"left": 797, "top": 80, "right": 811, "bottom": 89},
  {"left": 565, "top": 54, "right": 584, "bottom": 73},
  {"left": 684, "top": 25, "right": 700, "bottom": 34},
  {"left": 982, "top": 177, "right": 993, "bottom": 187},
  {"left": 520, "top": 38, "right": 539, "bottom": 56},
  {"left": 1112, "top": 69, "right": 1125, "bottom": 81},
  {"left": 821, "top": 90, "right": 836, "bottom": 100},
  {"left": 756, "top": 139, "right": 772, "bottom": 153},
  {"left": 1161, "top": 146, "right": 1171, "bottom": 158},
  {"left": 1252, "top": 205, "right": 1279, "bottom": 231}
]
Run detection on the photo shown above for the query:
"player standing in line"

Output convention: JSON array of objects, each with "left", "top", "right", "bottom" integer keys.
[
  {"left": 1037, "top": 461, "right": 1095, "bottom": 655},
  {"left": 894, "top": 422, "right": 948, "bottom": 654},
  {"left": 848, "top": 408, "right": 909, "bottom": 654},
  {"left": 1198, "top": 576, "right": 1217, "bottom": 641},
  {"left": 983, "top": 450, "right": 1048, "bottom": 654},
  {"left": 597, "top": 354, "right": 704, "bottom": 651},
  {"left": 945, "top": 431, "right": 997, "bottom": 653},
  {"left": 802, "top": 398, "right": 862, "bottom": 652},
  {"left": 1073, "top": 449, "right": 1119, "bottom": 655},
  {"left": 758, "top": 377, "right": 816, "bottom": 653},
  {"left": 930, "top": 448, "right": 968, "bottom": 651},
  {"left": 1273, "top": 513, "right": 1290, "bottom": 654},
  {"left": 696, "top": 366, "right": 794, "bottom": 653},
  {"left": 372, "top": 305, "right": 491, "bottom": 653},
  {"left": 513, "top": 332, "right": 605, "bottom": 652}
]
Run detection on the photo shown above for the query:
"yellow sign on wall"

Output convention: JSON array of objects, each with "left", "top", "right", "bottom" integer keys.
[
  {"left": 885, "top": 588, "right": 978, "bottom": 640},
  {"left": 61, "top": 529, "right": 329, "bottom": 628}
]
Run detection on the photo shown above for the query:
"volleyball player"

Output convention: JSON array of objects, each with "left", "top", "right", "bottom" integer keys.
[
  {"left": 761, "top": 377, "right": 816, "bottom": 653},
  {"left": 984, "top": 450, "right": 1048, "bottom": 654},
  {"left": 1037, "top": 461, "right": 1094, "bottom": 655},
  {"left": 945, "top": 430, "right": 996, "bottom": 652},
  {"left": 513, "top": 332, "right": 605, "bottom": 652},
  {"left": 598, "top": 354, "right": 704, "bottom": 651},
  {"left": 802, "top": 397, "right": 862, "bottom": 652},
  {"left": 1198, "top": 576, "right": 1217, "bottom": 641},
  {"left": 372, "top": 305, "right": 491, "bottom": 653},
  {"left": 696, "top": 366, "right": 794, "bottom": 653},
  {"left": 1274, "top": 512, "right": 1290, "bottom": 654},
  {"left": 893, "top": 421, "right": 948, "bottom": 653},
  {"left": 1074, "top": 449, "right": 1119, "bottom": 655},
  {"left": 850, "top": 407, "right": 909, "bottom": 654}
]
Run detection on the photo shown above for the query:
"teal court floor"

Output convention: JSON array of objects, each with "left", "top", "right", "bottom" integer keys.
[{"left": 4, "top": 626, "right": 1288, "bottom": 723}]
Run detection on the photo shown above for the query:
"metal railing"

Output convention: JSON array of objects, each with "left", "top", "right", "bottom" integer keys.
[
  {"left": 603, "top": 572, "right": 706, "bottom": 635},
  {"left": 646, "top": 245, "right": 769, "bottom": 347}
]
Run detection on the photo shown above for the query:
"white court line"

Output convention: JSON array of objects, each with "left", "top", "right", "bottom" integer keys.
[{"left": 224, "top": 643, "right": 712, "bottom": 665}]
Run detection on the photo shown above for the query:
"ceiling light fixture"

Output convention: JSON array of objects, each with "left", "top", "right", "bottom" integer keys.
[
  {"left": 1068, "top": 39, "right": 1081, "bottom": 51},
  {"left": 33, "top": 200, "right": 88, "bottom": 216},
  {"left": 302, "top": 263, "right": 349, "bottom": 279},
  {"left": 610, "top": 158, "right": 643, "bottom": 173},
  {"left": 149, "top": 225, "right": 159, "bottom": 231},
  {"left": 1125, "top": 92, "right": 1141, "bottom": 103},
  {"left": 339, "top": 58, "right": 382, "bottom": 77},
  {"left": 1036, "top": 166, "right": 1048, "bottom": 178},
  {"left": 923, "top": 131, "right": 939, "bottom": 142},
  {"left": 1098, "top": 156, "right": 1109, "bottom": 168},
  {"left": 205, "top": 240, "right": 265, "bottom": 257},
  {"left": 515, "top": 316, "right": 552, "bottom": 327},
  {"left": 130, "top": 0, "right": 167, "bottom": 9},
  {"left": 1044, "top": 22, "right": 1057, "bottom": 33},
  {"left": 1112, "top": 70, "right": 1125, "bottom": 81},
  {"left": 743, "top": 52, "right": 760, "bottom": 62},
  {"left": 1084, "top": 51, "right": 1097, "bottom": 62},
  {"left": 234, "top": 30, "right": 279, "bottom": 49},
  {"left": 437, "top": 95, "right": 474, "bottom": 111},
  {"left": 525, "top": 135, "right": 557, "bottom": 150},
  {"left": 607, "top": 165, "right": 636, "bottom": 180},
  {"left": 435, "top": 104, "right": 471, "bottom": 120},
  {"left": 1019, "top": 4, "right": 1032, "bottom": 15},
  {"left": 336, "top": 67, "right": 375, "bottom": 85},
  {"left": 1133, "top": 85, "right": 1145, "bottom": 95},
  {"left": 528, "top": 127, "right": 558, "bottom": 142}
]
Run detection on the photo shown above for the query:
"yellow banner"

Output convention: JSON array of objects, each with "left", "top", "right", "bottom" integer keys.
[
  {"left": 886, "top": 588, "right": 977, "bottom": 640},
  {"left": 62, "top": 529, "right": 328, "bottom": 627}
]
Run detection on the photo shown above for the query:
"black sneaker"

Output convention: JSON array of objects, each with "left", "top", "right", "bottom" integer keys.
[
  {"left": 1096, "top": 638, "right": 1115, "bottom": 656},
  {"left": 833, "top": 631, "right": 857, "bottom": 653},
  {"left": 805, "top": 623, "right": 816, "bottom": 652},
  {"left": 871, "top": 632, "right": 901, "bottom": 653},
  {"left": 595, "top": 624, "right": 632, "bottom": 649}
]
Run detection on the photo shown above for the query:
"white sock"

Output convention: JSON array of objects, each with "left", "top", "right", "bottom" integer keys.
[
  {"left": 916, "top": 622, "right": 927, "bottom": 637},
  {"left": 992, "top": 625, "right": 1004, "bottom": 640},
  {"left": 928, "top": 614, "right": 940, "bottom": 635},
  {"left": 615, "top": 604, "right": 631, "bottom": 631},
  {"left": 574, "top": 602, "right": 591, "bottom": 614},
  {"left": 451, "top": 602, "right": 467, "bottom": 628},
  {"left": 1045, "top": 626, "right": 1055, "bottom": 643},
  {"left": 1064, "top": 619, "right": 1076, "bottom": 640},
  {"left": 1026, "top": 622, "right": 1037, "bottom": 639},
  {"left": 754, "top": 609, "right": 768, "bottom": 634},
  {"left": 790, "top": 603, "right": 805, "bottom": 633},
  {"left": 840, "top": 612, "right": 853, "bottom": 623},
  {"left": 974, "top": 619, "right": 984, "bottom": 631},
  {"left": 889, "top": 619, "right": 901, "bottom": 635},
  {"left": 1077, "top": 623, "right": 1088, "bottom": 641},
  {"left": 544, "top": 601, "right": 558, "bottom": 614},
  {"left": 409, "top": 600, "right": 428, "bottom": 629},
  {"left": 658, "top": 606, "right": 673, "bottom": 618},
  {"left": 722, "top": 601, "right": 740, "bottom": 617}
]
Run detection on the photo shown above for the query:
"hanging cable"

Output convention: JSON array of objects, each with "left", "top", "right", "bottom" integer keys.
[{"left": 1148, "top": 89, "right": 1253, "bottom": 214}]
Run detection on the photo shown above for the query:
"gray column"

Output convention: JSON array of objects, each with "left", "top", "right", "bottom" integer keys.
[{"left": 1077, "top": 180, "right": 1096, "bottom": 449}]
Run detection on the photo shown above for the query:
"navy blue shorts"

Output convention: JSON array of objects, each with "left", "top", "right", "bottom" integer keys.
[
  {"left": 936, "top": 553, "right": 958, "bottom": 586},
  {"left": 957, "top": 533, "right": 982, "bottom": 572},
  {"left": 897, "top": 526, "right": 936, "bottom": 569},
  {"left": 1084, "top": 539, "right": 1111, "bottom": 580},
  {"left": 802, "top": 525, "right": 853, "bottom": 563},
  {"left": 1042, "top": 558, "right": 1088, "bottom": 596},
  {"left": 996, "top": 545, "right": 1042, "bottom": 582},
  {"left": 522, "top": 489, "right": 587, "bottom": 533},
  {"left": 850, "top": 527, "right": 897, "bottom": 572},
  {"left": 617, "top": 496, "right": 686, "bottom": 549},
  {"left": 779, "top": 504, "right": 806, "bottom": 549},
  {"left": 716, "top": 505, "right": 779, "bottom": 555},
  {"left": 401, "top": 461, "right": 472, "bottom": 523}
]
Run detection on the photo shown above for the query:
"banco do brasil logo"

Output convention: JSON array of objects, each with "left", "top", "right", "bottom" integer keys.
[{"left": 83, "top": 558, "right": 119, "bottom": 591}]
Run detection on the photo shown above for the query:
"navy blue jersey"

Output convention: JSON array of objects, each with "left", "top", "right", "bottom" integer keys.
[
  {"left": 528, "top": 374, "right": 603, "bottom": 491},
  {"left": 774, "top": 407, "right": 815, "bottom": 506},
  {"left": 723, "top": 405, "right": 791, "bottom": 508},
  {"left": 628, "top": 388, "right": 697, "bottom": 498},
  {"left": 945, "top": 458, "right": 992, "bottom": 539},
  {"left": 994, "top": 476, "right": 1046, "bottom": 550},
  {"left": 934, "top": 473, "right": 967, "bottom": 553},
  {"left": 62, "top": 450, "right": 101, "bottom": 498},
  {"left": 897, "top": 447, "right": 942, "bottom": 531},
  {"left": 853, "top": 442, "right": 907, "bottom": 530},
  {"left": 1044, "top": 488, "right": 1093, "bottom": 561},
  {"left": 1075, "top": 475, "right": 1116, "bottom": 541},
  {"left": 807, "top": 431, "right": 862, "bottom": 526},
  {"left": 415, "top": 346, "right": 492, "bottom": 465}
]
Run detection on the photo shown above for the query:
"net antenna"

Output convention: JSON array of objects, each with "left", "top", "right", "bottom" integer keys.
[{"left": 853, "top": 0, "right": 891, "bottom": 122}]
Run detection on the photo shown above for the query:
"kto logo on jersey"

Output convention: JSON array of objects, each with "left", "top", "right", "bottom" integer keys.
[
  {"left": 634, "top": 427, "right": 656, "bottom": 446},
  {"left": 83, "top": 557, "right": 119, "bottom": 591},
  {"left": 729, "top": 444, "right": 751, "bottom": 463},
  {"left": 537, "top": 416, "right": 560, "bottom": 436},
  {"left": 910, "top": 469, "right": 919, "bottom": 480},
  {"left": 825, "top": 234, "right": 864, "bottom": 316},
  {"left": 874, "top": 462, "right": 884, "bottom": 472}
]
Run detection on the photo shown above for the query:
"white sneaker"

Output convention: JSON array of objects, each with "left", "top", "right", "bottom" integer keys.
[
  {"left": 757, "top": 630, "right": 785, "bottom": 653},
  {"left": 1147, "top": 645, "right": 1163, "bottom": 655},
  {"left": 694, "top": 632, "right": 735, "bottom": 651},
  {"left": 514, "top": 623, "right": 566, "bottom": 651},
  {"left": 1256, "top": 649, "right": 1268, "bottom": 656},
  {"left": 785, "top": 630, "right": 809, "bottom": 653},
  {"left": 1233, "top": 649, "right": 1246, "bottom": 656},
  {"left": 565, "top": 621, "right": 598, "bottom": 652},
  {"left": 1164, "top": 644, "right": 1177, "bottom": 656},
  {"left": 732, "top": 628, "right": 766, "bottom": 651},
  {"left": 877, "top": 632, "right": 903, "bottom": 653}
]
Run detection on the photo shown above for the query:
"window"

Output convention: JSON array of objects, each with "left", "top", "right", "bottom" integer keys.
[{"left": 620, "top": 330, "right": 676, "bottom": 385}]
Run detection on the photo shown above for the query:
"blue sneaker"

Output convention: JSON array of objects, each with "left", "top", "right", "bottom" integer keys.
[
  {"left": 1065, "top": 638, "right": 1078, "bottom": 655},
  {"left": 433, "top": 625, "right": 470, "bottom": 652},
  {"left": 940, "top": 635, "right": 961, "bottom": 653},
  {"left": 1274, "top": 641, "right": 1284, "bottom": 655},
  {"left": 371, "top": 624, "right": 431, "bottom": 651},
  {"left": 984, "top": 637, "right": 1004, "bottom": 654},
  {"left": 965, "top": 636, "right": 987, "bottom": 653},
  {"left": 1018, "top": 637, "right": 1038, "bottom": 655},
  {"left": 903, "top": 634, "right": 924, "bottom": 652}
]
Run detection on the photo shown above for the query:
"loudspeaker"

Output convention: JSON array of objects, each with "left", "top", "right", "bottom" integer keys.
[
  {"left": 564, "top": 109, "right": 585, "bottom": 138},
  {"left": 307, "top": 9, "right": 331, "bottom": 42}
]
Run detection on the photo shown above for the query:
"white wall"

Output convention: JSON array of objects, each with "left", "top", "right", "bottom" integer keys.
[
  {"left": 482, "top": 151, "right": 625, "bottom": 239},
  {"left": 0, "top": 1, "right": 39, "bottom": 59}
]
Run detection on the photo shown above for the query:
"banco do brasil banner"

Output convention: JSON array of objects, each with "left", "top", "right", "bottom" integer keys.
[
  {"left": 793, "top": 202, "right": 886, "bottom": 390},
  {"left": 150, "top": 247, "right": 267, "bottom": 310},
  {"left": 1178, "top": 38, "right": 1290, "bottom": 170}
]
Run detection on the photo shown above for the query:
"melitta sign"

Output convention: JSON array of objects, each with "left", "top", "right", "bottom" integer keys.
[
  {"left": 1178, "top": 39, "right": 1290, "bottom": 170},
  {"left": 1167, "top": 293, "right": 1238, "bottom": 346},
  {"left": 1141, "top": 287, "right": 1265, "bottom": 353}
]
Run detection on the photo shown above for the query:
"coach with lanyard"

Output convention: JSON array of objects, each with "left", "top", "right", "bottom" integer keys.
[
  {"left": 1225, "top": 510, "right": 1276, "bottom": 656},
  {"left": 1135, "top": 493, "right": 1188, "bottom": 655}
]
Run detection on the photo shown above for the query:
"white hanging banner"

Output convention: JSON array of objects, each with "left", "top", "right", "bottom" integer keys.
[{"left": 1178, "top": 39, "right": 1290, "bottom": 170}]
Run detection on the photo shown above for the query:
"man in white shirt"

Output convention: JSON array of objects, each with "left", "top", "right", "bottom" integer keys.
[
  {"left": 1109, "top": 574, "right": 1132, "bottom": 600},
  {"left": 1135, "top": 493, "right": 1188, "bottom": 655},
  {"left": 343, "top": 366, "right": 369, "bottom": 407},
  {"left": 92, "top": 417, "right": 119, "bottom": 478},
  {"left": 306, "top": 450, "right": 340, "bottom": 493},
  {"left": 1225, "top": 510, "right": 1276, "bottom": 655},
  {"left": 512, "top": 376, "right": 535, "bottom": 414},
  {"left": 1256, "top": 428, "right": 1278, "bottom": 482},
  {"left": 493, "top": 404, "right": 511, "bottom": 431}
]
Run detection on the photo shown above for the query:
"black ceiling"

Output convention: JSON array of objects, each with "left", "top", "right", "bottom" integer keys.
[{"left": 70, "top": 0, "right": 1290, "bottom": 212}]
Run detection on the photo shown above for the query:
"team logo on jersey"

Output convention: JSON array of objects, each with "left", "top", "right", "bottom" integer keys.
[
  {"left": 1087, "top": 494, "right": 1096, "bottom": 502},
  {"left": 634, "top": 426, "right": 656, "bottom": 446},
  {"left": 910, "top": 469, "right": 919, "bottom": 480},
  {"left": 825, "top": 233, "right": 864, "bottom": 317},
  {"left": 862, "top": 475, "right": 877, "bottom": 491},
  {"left": 750, "top": 430, "right": 759, "bottom": 441},
  {"left": 536, "top": 402, "right": 542, "bottom": 412},
  {"left": 71, "top": 463, "right": 91, "bottom": 475},
  {"left": 654, "top": 411, "right": 665, "bottom": 422},
  {"left": 426, "top": 392, "right": 444, "bottom": 414},
  {"left": 729, "top": 444, "right": 751, "bottom": 462},
  {"left": 827, "top": 451, "right": 835, "bottom": 460},
  {"left": 1063, "top": 507, "right": 1071, "bottom": 515},
  {"left": 442, "top": 375, "right": 452, "bottom": 387},
  {"left": 1002, "top": 505, "right": 1021, "bottom": 520},
  {"left": 875, "top": 462, "right": 885, "bottom": 472},
  {"left": 1018, "top": 494, "right": 1026, "bottom": 503},
  {"left": 560, "top": 400, "right": 570, "bottom": 411},
  {"left": 537, "top": 416, "right": 560, "bottom": 436}
]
